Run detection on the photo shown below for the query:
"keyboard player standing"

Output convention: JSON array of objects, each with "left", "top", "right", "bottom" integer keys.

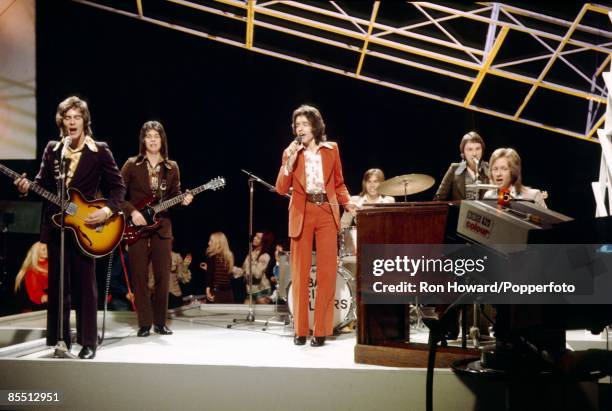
[{"left": 433, "top": 131, "right": 490, "bottom": 341}]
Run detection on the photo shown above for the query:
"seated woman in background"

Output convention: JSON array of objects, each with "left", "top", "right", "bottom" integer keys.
[
  {"left": 168, "top": 251, "right": 192, "bottom": 308},
  {"left": 233, "top": 231, "right": 275, "bottom": 304},
  {"left": 14, "top": 242, "right": 49, "bottom": 312},
  {"left": 483, "top": 148, "right": 547, "bottom": 208},
  {"left": 341, "top": 168, "right": 394, "bottom": 228},
  {"left": 149, "top": 249, "right": 192, "bottom": 309},
  {"left": 203, "top": 232, "right": 235, "bottom": 304}
]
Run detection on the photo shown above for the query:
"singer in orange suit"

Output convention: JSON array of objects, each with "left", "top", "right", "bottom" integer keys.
[{"left": 275, "top": 105, "right": 355, "bottom": 347}]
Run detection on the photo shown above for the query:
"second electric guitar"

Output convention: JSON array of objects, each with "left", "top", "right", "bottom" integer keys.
[{"left": 123, "top": 176, "right": 225, "bottom": 245}]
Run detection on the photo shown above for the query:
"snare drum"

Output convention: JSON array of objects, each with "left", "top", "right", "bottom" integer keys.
[
  {"left": 287, "top": 265, "right": 355, "bottom": 332},
  {"left": 339, "top": 226, "right": 357, "bottom": 258}
]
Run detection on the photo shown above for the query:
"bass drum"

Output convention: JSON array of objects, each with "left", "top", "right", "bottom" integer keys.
[{"left": 286, "top": 265, "right": 355, "bottom": 332}]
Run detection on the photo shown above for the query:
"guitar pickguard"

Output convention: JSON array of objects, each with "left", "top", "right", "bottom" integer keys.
[{"left": 141, "top": 206, "right": 158, "bottom": 226}]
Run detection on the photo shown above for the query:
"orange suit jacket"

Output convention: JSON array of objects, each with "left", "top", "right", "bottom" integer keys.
[{"left": 275, "top": 141, "right": 351, "bottom": 238}]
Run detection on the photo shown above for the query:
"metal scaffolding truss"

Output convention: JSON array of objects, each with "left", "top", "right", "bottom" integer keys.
[
  {"left": 74, "top": 0, "right": 612, "bottom": 143},
  {"left": 592, "top": 7, "right": 612, "bottom": 215}
]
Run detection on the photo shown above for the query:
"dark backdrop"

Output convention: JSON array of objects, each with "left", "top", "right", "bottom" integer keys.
[{"left": 0, "top": 1, "right": 602, "bottom": 312}]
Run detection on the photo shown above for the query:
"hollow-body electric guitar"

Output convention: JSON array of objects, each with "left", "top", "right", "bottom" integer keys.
[{"left": 0, "top": 163, "right": 125, "bottom": 258}]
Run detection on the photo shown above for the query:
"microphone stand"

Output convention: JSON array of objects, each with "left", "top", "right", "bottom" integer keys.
[
  {"left": 54, "top": 147, "right": 76, "bottom": 359},
  {"left": 227, "top": 170, "right": 289, "bottom": 331},
  {"left": 469, "top": 157, "right": 482, "bottom": 348},
  {"left": 241, "top": 169, "right": 291, "bottom": 199}
]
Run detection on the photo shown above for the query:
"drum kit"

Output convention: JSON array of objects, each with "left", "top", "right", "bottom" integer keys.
[{"left": 282, "top": 173, "right": 436, "bottom": 333}]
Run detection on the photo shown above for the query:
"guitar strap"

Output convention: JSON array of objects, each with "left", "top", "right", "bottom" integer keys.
[
  {"left": 158, "top": 164, "right": 168, "bottom": 202},
  {"left": 155, "top": 163, "right": 169, "bottom": 217}
]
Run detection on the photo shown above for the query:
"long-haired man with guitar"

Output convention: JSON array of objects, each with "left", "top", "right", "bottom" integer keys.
[
  {"left": 14, "top": 96, "right": 126, "bottom": 359},
  {"left": 120, "top": 121, "right": 193, "bottom": 338}
]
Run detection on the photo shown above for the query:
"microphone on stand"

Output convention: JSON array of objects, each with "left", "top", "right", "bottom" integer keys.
[
  {"left": 472, "top": 157, "right": 480, "bottom": 183},
  {"left": 61, "top": 136, "right": 73, "bottom": 161}
]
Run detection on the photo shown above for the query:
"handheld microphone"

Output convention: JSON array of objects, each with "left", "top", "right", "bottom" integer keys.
[
  {"left": 61, "top": 136, "right": 73, "bottom": 160},
  {"left": 291, "top": 136, "right": 303, "bottom": 155}
]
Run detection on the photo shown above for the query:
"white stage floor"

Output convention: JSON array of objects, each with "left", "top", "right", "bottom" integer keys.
[
  {"left": 13, "top": 307, "right": 385, "bottom": 370},
  {"left": 0, "top": 306, "right": 610, "bottom": 410}
]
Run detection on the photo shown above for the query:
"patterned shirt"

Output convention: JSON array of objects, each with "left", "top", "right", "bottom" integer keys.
[
  {"left": 61, "top": 136, "right": 98, "bottom": 186},
  {"left": 303, "top": 147, "right": 325, "bottom": 194},
  {"left": 145, "top": 159, "right": 162, "bottom": 192}
]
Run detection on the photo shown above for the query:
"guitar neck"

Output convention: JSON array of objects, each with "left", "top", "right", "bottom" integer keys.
[
  {"left": 152, "top": 183, "right": 209, "bottom": 213},
  {"left": 0, "top": 163, "right": 61, "bottom": 206}
]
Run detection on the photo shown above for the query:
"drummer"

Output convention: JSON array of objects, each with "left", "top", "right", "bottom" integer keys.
[{"left": 341, "top": 168, "right": 395, "bottom": 228}]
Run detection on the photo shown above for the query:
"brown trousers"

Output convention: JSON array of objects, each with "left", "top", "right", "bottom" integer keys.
[
  {"left": 291, "top": 202, "right": 337, "bottom": 337},
  {"left": 128, "top": 234, "right": 172, "bottom": 327}
]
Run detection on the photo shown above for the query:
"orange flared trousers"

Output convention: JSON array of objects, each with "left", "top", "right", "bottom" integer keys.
[{"left": 291, "top": 201, "right": 337, "bottom": 337}]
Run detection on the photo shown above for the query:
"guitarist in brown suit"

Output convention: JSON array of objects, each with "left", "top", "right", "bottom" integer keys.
[
  {"left": 120, "top": 121, "right": 193, "bottom": 337},
  {"left": 14, "top": 96, "right": 126, "bottom": 359}
]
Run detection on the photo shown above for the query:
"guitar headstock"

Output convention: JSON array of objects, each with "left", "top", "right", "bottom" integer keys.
[{"left": 205, "top": 176, "right": 226, "bottom": 191}]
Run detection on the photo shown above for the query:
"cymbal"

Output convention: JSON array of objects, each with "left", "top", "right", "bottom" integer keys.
[{"left": 378, "top": 174, "right": 435, "bottom": 196}]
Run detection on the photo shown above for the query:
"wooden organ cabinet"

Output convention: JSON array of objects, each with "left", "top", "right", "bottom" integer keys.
[{"left": 354, "top": 202, "right": 476, "bottom": 368}]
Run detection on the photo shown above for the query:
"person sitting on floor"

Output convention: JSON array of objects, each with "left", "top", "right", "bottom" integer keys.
[{"left": 233, "top": 231, "right": 275, "bottom": 304}]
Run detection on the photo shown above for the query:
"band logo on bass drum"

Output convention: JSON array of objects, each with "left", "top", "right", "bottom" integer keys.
[{"left": 309, "top": 278, "right": 350, "bottom": 310}]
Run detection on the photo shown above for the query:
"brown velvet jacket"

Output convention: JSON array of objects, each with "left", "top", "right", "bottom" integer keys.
[
  {"left": 434, "top": 160, "right": 490, "bottom": 201},
  {"left": 35, "top": 139, "right": 126, "bottom": 242},
  {"left": 120, "top": 156, "right": 181, "bottom": 239}
]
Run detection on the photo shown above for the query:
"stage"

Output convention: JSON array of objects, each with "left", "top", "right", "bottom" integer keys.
[{"left": 0, "top": 304, "right": 610, "bottom": 410}]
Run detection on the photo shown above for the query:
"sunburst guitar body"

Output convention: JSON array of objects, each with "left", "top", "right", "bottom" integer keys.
[{"left": 51, "top": 188, "right": 125, "bottom": 257}]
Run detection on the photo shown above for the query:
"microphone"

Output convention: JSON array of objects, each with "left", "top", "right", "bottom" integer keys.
[
  {"left": 472, "top": 157, "right": 481, "bottom": 183},
  {"left": 61, "top": 136, "right": 72, "bottom": 160},
  {"left": 291, "top": 135, "right": 303, "bottom": 155}
]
